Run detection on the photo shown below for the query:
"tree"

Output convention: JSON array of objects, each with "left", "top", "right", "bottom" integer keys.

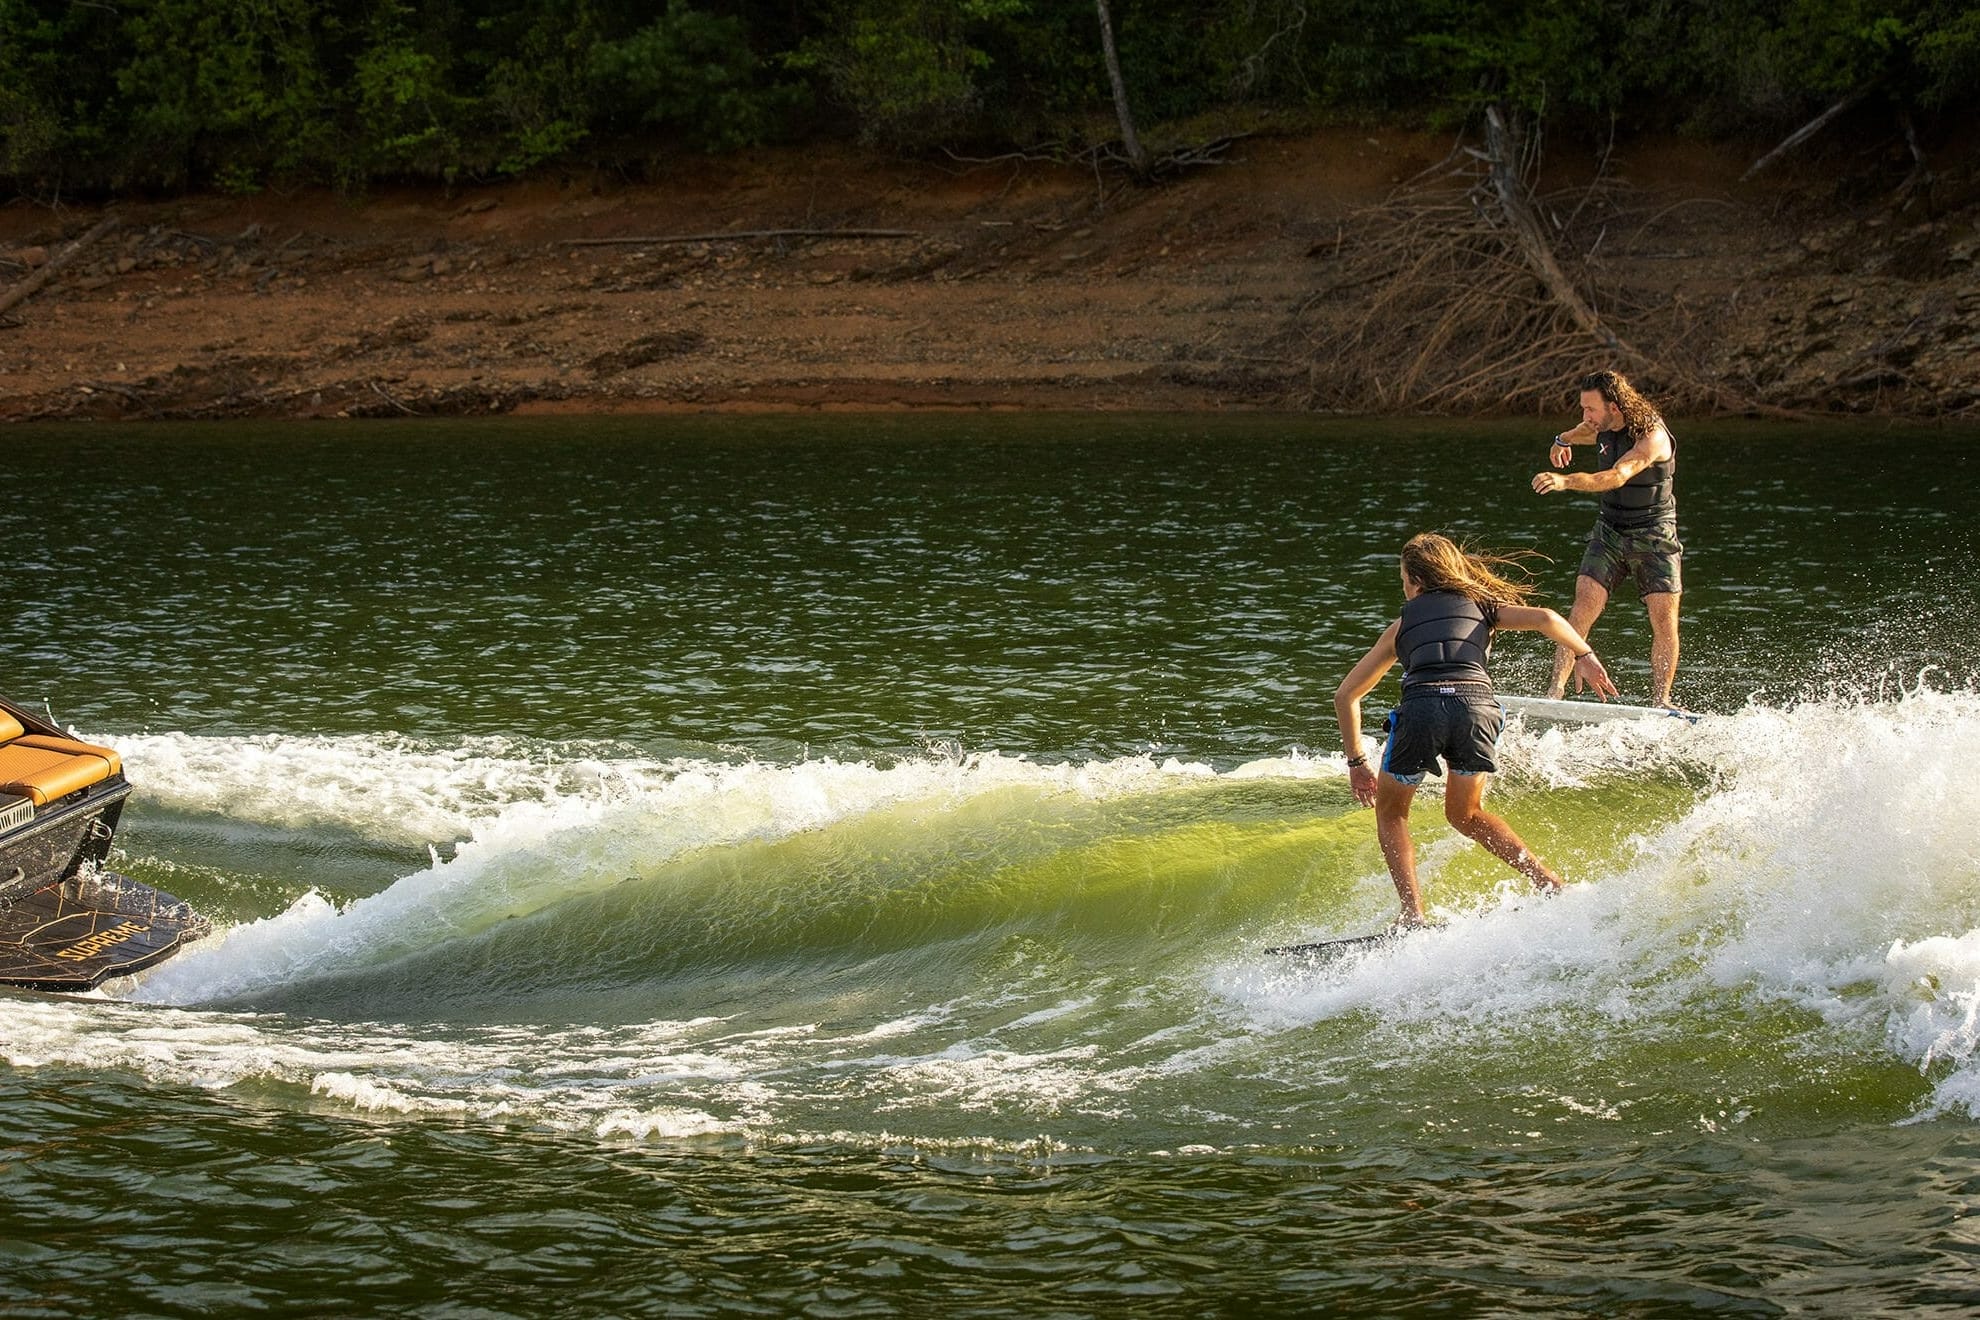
[
  {"left": 788, "top": 0, "right": 1025, "bottom": 149},
  {"left": 1093, "top": 0, "right": 1149, "bottom": 179}
]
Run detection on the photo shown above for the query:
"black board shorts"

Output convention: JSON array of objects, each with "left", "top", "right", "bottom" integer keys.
[{"left": 1381, "top": 686, "right": 1504, "bottom": 784}]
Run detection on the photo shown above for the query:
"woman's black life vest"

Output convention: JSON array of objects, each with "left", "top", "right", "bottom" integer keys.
[
  {"left": 1596, "top": 426, "right": 1677, "bottom": 530},
  {"left": 1395, "top": 590, "right": 1497, "bottom": 689}
]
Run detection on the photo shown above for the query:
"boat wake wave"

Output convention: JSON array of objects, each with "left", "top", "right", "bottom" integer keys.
[{"left": 4, "top": 685, "right": 1964, "bottom": 1135}]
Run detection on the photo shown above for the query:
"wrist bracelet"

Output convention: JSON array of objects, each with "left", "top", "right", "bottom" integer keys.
[
  {"left": 1574, "top": 650, "right": 1593, "bottom": 660},
  {"left": 1345, "top": 755, "right": 1366, "bottom": 767}
]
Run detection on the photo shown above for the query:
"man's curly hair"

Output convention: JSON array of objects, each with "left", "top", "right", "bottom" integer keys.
[{"left": 1579, "top": 369, "right": 1664, "bottom": 444}]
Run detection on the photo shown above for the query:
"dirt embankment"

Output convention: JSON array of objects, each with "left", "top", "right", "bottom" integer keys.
[{"left": 1, "top": 129, "right": 1976, "bottom": 423}]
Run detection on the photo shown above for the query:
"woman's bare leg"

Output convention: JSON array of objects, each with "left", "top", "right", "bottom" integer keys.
[
  {"left": 1373, "top": 773, "right": 1427, "bottom": 924},
  {"left": 1443, "top": 773, "right": 1561, "bottom": 892}
]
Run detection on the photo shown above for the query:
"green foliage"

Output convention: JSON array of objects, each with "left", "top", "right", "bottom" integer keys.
[
  {"left": 1751, "top": 0, "right": 1980, "bottom": 105},
  {"left": 788, "top": 0, "right": 1030, "bottom": 148},
  {"left": 1402, "top": 0, "right": 1631, "bottom": 120},
  {"left": 1760, "top": 0, "right": 1921, "bottom": 95},
  {"left": 1630, "top": 0, "right": 1980, "bottom": 131},
  {"left": 589, "top": 1, "right": 787, "bottom": 151},
  {"left": 1916, "top": 6, "right": 1980, "bottom": 107},
  {"left": 0, "top": 0, "right": 149, "bottom": 187},
  {"left": 0, "top": 0, "right": 1970, "bottom": 194}
]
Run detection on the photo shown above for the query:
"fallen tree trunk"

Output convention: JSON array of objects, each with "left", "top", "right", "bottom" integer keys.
[
  {"left": 1741, "top": 90, "right": 1869, "bottom": 182},
  {"left": 566, "top": 229, "right": 918, "bottom": 247},
  {"left": 0, "top": 215, "right": 120, "bottom": 321},
  {"left": 1482, "top": 107, "right": 1645, "bottom": 367}
]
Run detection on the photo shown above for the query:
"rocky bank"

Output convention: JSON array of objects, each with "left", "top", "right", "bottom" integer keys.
[{"left": 2, "top": 129, "right": 1975, "bottom": 423}]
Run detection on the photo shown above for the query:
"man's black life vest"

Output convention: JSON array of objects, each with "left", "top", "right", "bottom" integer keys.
[
  {"left": 1596, "top": 426, "right": 1677, "bottom": 530},
  {"left": 1395, "top": 590, "right": 1497, "bottom": 689}
]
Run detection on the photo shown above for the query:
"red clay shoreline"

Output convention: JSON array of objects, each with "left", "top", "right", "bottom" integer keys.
[{"left": 3, "top": 130, "right": 1976, "bottom": 424}]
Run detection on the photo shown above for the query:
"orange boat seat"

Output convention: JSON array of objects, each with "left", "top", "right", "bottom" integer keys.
[
  {"left": 0, "top": 712, "right": 22, "bottom": 743},
  {"left": 0, "top": 734, "right": 123, "bottom": 807}
]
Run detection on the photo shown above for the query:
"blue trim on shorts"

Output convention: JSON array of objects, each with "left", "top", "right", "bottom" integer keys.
[{"left": 1380, "top": 707, "right": 1425, "bottom": 784}]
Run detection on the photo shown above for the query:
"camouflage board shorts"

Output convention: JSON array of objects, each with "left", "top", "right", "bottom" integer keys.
[{"left": 1579, "top": 519, "right": 1683, "bottom": 598}]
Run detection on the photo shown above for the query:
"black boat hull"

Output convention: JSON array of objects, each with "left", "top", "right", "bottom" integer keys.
[
  {"left": 0, "top": 708, "right": 213, "bottom": 991},
  {"left": 2, "top": 774, "right": 129, "bottom": 891}
]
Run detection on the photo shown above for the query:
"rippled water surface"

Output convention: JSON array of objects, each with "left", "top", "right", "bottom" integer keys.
[{"left": 2, "top": 414, "right": 1977, "bottom": 1315}]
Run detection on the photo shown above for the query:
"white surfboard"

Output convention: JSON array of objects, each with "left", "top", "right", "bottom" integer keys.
[{"left": 1499, "top": 694, "right": 1702, "bottom": 725}]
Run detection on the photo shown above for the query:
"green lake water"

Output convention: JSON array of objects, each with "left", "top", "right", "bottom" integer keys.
[{"left": 1, "top": 414, "right": 1977, "bottom": 1315}]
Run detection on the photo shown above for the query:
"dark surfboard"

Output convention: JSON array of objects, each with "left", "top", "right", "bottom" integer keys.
[{"left": 1266, "top": 930, "right": 1402, "bottom": 961}]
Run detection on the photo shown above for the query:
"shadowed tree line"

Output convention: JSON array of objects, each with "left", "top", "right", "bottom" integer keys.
[{"left": 1, "top": 0, "right": 1975, "bottom": 195}]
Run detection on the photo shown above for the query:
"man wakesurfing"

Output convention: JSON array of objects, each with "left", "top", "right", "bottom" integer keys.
[{"left": 1530, "top": 369, "right": 1684, "bottom": 709}]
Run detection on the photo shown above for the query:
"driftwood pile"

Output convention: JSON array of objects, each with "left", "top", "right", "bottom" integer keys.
[{"left": 1294, "top": 108, "right": 1741, "bottom": 415}]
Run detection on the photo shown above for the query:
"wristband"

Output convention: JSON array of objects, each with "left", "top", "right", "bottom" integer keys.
[
  {"left": 1573, "top": 650, "right": 1593, "bottom": 660},
  {"left": 1345, "top": 755, "right": 1366, "bottom": 767}
]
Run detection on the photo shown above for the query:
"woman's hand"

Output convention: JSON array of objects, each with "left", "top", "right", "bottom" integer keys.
[
  {"left": 1348, "top": 760, "right": 1378, "bottom": 807},
  {"left": 1572, "top": 651, "right": 1620, "bottom": 699}
]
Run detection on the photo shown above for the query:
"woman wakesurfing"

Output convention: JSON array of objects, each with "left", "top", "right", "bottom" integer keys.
[{"left": 1335, "top": 532, "right": 1618, "bottom": 929}]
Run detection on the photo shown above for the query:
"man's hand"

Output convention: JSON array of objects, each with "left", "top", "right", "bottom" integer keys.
[
  {"left": 1348, "top": 761, "right": 1377, "bottom": 807},
  {"left": 1532, "top": 471, "right": 1568, "bottom": 494},
  {"left": 1550, "top": 438, "right": 1574, "bottom": 468}
]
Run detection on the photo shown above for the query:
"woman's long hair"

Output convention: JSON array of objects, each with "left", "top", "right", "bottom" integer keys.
[
  {"left": 1401, "top": 532, "right": 1540, "bottom": 607},
  {"left": 1579, "top": 368, "right": 1664, "bottom": 444}
]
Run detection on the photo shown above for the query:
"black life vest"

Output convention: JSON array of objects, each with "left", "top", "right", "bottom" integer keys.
[
  {"left": 1395, "top": 590, "right": 1496, "bottom": 689},
  {"left": 1597, "top": 426, "right": 1677, "bottom": 530}
]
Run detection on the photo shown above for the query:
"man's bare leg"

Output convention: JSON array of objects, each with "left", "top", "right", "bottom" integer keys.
[
  {"left": 1373, "top": 774, "right": 1426, "bottom": 925},
  {"left": 1645, "top": 591, "right": 1681, "bottom": 706},
  {"left": 1547, "top": 575, "right": 1610, "bottom": 698}
]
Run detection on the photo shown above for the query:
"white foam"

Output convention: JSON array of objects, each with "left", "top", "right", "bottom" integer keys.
[
  {"left": 840, "top": 1041, "right": 1108, "bottom": 1116},
  {"left": 311, "top": 1071, "right": 472, "bottom": 1116},
  {"left": 1224, "top": 686, "right": 1980, "bottom": 1119},
  {"left": 1881, "top": 932, "right": 1980, "bottom": 1119},
  {"left": 0, "top": 997, "right": 782, "bottom": 1132},
  {"left": 111, "top": 730, "right": 657, "bottom": 844},
  {"left": 0, "top": 998, "right": 506, "bottom": 1100},
  {"left": 594, "top": 1106, "right": 742, "bottom": 1141}
]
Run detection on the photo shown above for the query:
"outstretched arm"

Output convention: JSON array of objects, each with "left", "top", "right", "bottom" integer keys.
[
  {"left": 1533, "top": 423, "right": 1672, "bottom": 494},
  {"left": 1494, "top": 605, "right": 1620, "bottom": 698},
  {"left": 1548, "top": 421, "right": 1597, "bottom": 468},
  {"left": 1334, "top": 620, "right": 1400, "bottom": 806}
]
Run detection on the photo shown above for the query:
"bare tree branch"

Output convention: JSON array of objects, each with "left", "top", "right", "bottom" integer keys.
[
  {"left": 1741, "top": 90, "right": 1870, "bottom": 181},
  {"left": 1483, "top": 106, "right": 1645, "bottom": 365},
  {"left": 0, "top": 215, "right": 120, "bottom": 319},
  {"left": 566, "top": 229, "right": 919, "bottom": 247}
]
